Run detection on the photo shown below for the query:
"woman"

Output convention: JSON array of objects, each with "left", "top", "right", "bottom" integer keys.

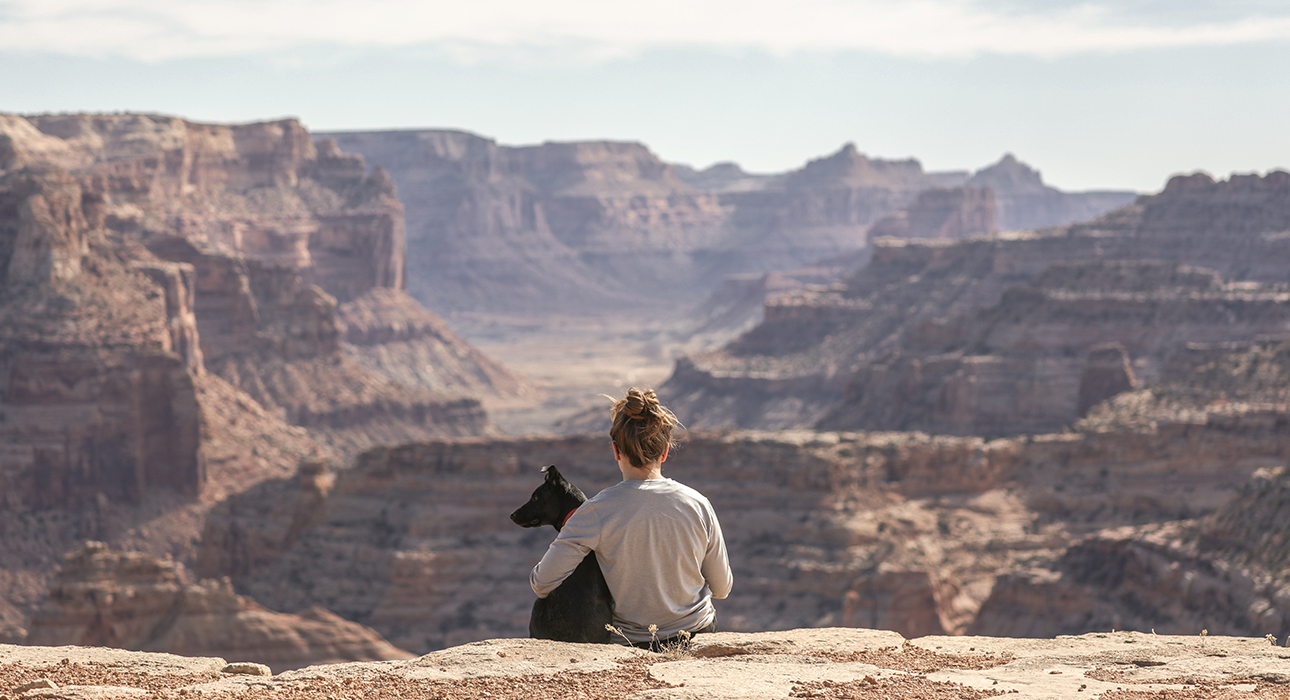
[{"left": 529, "top": 387, "right": 732, "bottom": 648}]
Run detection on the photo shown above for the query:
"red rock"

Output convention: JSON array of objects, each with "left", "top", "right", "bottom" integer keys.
[{"left": 26, "top": 542, "right": 412, "bottom": 671}]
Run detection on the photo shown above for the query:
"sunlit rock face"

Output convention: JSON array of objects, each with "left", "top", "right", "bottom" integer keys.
[
  {"left": 319, "top": 134, "right": 958, "bottom": 315},
  {"left": 0, "top": 115, "right": 527, "bottom": 520},
  {"left": 25, "top": 541, "right": 412, "bottom": 672},
  {"left": 662, "top": 170, "right": 1290, "bottom": 434},
  {"left": 194, "top": 392, "right": 1290, "bottom": 652},
  {"left": 967, "top": 154, "right": 1137, "bottom": 232}
]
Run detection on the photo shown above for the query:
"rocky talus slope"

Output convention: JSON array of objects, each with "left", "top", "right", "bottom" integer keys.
[
  {"left": 4, "top": 628, "right": 1290, "bottom": 699},
  {"left": 664, "top": 170, "right": 1290, "bottom": 433}
]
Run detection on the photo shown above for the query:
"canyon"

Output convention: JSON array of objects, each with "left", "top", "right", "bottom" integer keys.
[
  {"left": 190, "top": 380, "right": 1288, "bottom": 652},
  {"left": 3, "top": 109, "right": 1287, "bottom": 674},
  {"left": 321, "top": 132, "right": 1132, "bottom": 318},
  {"left": 663, "top": 170, "right": 1290, "bottom": 435},
  {"left": 0, "top": 113, "right": 526, "bottom": 661}
]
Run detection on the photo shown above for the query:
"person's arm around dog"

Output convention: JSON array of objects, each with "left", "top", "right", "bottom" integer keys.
[{"left": 530, "top": 510, "right": 598, "bottom": 598}]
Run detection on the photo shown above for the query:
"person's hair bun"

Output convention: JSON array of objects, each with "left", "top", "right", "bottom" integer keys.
[
  {"left": 622, "top": 387, "right": 657, "bottom": 419},
  {"left": 609, "top": 387, "right": 679, "bottom": 468}
]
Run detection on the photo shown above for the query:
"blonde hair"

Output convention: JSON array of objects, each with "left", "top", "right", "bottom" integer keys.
[{"left": 609, "top": 387, "right": 679, "bottom": 469}]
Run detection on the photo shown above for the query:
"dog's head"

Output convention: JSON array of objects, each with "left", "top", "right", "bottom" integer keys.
[{"left": 510, "top": 465, "right": 587, "bottom": 530}]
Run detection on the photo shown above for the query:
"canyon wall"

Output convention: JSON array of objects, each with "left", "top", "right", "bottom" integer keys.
[
  {"left": 318, "top": 135, "right": 983, "bottom": 315},
  {"left": 25, "top": 541, "right": 411, "bottom": 671},
  {"left": 965, "top": 339, "right": 1290, "bottom": 639},
  {"left": 194, "top": 376, "right": 1290, "bottom": 651},
  {"left": 0, "top": 113, "right": 523, "bottom": 516},
  {"left": 663, "top": 170, "right": 1290, "bottom": 433},
  {"left": 0, "top": 113, "right": 526, "bottom": 645},
  {"left": 322, "top": 132, "right": 1134, "bottom": 318},
  {"left": 967, "top": 154, "right": 1137, "bottom": 232},
  {"left": 865, "top": 185, "right": 996, "bottom": 243}
]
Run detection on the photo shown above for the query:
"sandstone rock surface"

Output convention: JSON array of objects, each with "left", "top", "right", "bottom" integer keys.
[
  {"left": 196, "top": 386, "right": 1290, "bottom": 652},
  {"left": 24, "top": 542, "right": 411, "bottom": 672},
  {"left": 664, "top": 170, "right": 1290, "bottom": 434},
  {"left": 0, "top": 114, "right": 522, "bottom": 514},
  {"left": 0, "top": 113, "right": 523, "bottom": 661},
  {"left": 968, "top": 154, "right": 1137, "bottom": 232},
  {"left": 5, "top": 629, "right": 1290, "bottom": 699},
  {"left": 318, "top": 135, "right": 965, "bottom": 315}
]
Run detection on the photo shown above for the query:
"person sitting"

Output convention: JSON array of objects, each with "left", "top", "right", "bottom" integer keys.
[{"left": 530, "top": 387, "right": 733, "bottom": 649}]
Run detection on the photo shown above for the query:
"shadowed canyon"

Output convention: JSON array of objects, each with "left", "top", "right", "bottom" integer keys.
[{"left": 3, "top": 113, "right": 1289, "bottom": 676}]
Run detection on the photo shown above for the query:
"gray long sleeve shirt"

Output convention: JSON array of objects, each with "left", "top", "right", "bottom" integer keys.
[{"left": 529, "top": 478, "right": 732, "bottom": 643}]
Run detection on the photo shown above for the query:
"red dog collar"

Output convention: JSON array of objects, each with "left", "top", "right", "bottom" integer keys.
[{"left": 561, "top": 507, "right": 579, "bottom": 529}]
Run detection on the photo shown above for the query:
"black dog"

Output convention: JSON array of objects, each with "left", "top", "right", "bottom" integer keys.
[{"left": 510, "top": 465, "right": 614, "bottom": 643}]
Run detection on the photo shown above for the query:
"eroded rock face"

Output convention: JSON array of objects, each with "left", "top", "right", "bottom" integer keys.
[
  {"left": 0, "top": 114, "right": 521, "bottom": 518},
  {"left": 953, "top": 340, "right": 1290, "bottom": 639},
  {"left": 25, "top": 542, "right": 412, "bottom": 671},
  {"left": 0, "top": 113, "right": 522, "bottom": 646},
  {"left": 817, "top": 261, "right": 1290, "bottom": 436},
  {"left": 664, "top": 170, "right": 1290, "bottom": 433},
  {"left": 866, "top": 186, "right": 996, "bottom": 243},
  {"left": 319, "top": 134, "right": 952, "bottom": 315},
  {"left": 970, "top": 529, "right": 1290, "bottom": 640},
  {"left": 196, "top": 399, "right": 1290, "bottom": 651},
  {"left": 967, "top": 154, "right": 1138, "bottom": 232},
  {"left": 0, "top": 167, "right": 204, "bottom": 511}
]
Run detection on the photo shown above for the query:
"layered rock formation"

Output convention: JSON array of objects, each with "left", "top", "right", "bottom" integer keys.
[
  {"left": 664, "top": 170, "right": 1290, "bottom": 433},
  {"left": 0, "top": 164, "right": 204, "bottom": 511},
  {"left": 0, "top": 113, "right": 525, "bottom": 513},
  {"left": 318, "top": 134, "right": 959, "bottom": 315},
  {"left": 25, "top": 541, "right": 411, "bottom": 671},
  {"left": 967, "top": 154, "right": 1137, "bottom": 232},
  {"left": 0, "top": 113, "right": 524, "bottom": 649},
  {"left": 194, "top": 373, "right": 1290, "bottom": 651},
  {"left": 865, "top": 185, "right": 996, "bottom": 243},
  {"left": 323, "top": 130, "right": 1135, "bottom": 319},
  {"left": 967, "top": 340, "right": 1290, "bottom": 639},
  {"left": 818, "top": 261, "right": 1290, "bottom": 436}
]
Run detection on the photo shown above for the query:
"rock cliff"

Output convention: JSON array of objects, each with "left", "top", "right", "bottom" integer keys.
[
  {"left": 951, "top": 339, "right": 1290, "bottom": 639},
  {"left": 0, "top": 113, "right": 524, "bottom": 650},
  {"left": 663, "top": 170, "right": 1290, "bottom": 433},
  {"left": 25, "top": 542, "right": 411, "bottom": 671},
  {"left": 320, "top": 133, "right": 1135, "bottom": 319},
  {"left": 0, "top": 113, "right": 524, "bottom": 510},
  {"left": 866, "top": 185, "right": 996, "bottom": 243},
  {"left": 195, "top": 381, "right": 1290, "bottom": 651},
  {"left": 318, "top": 134, "right": 954, "bottom": 315},
  {"left": 968, "top": 154, "right": 1137, "bottom": 232}
]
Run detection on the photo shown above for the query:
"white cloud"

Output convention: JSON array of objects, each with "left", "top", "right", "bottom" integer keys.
[{"left": 2, "top": 0, "right": 1289, "bottom": 62}]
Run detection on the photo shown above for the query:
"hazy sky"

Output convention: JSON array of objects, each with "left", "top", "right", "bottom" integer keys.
[{"left": 2, "top": 0, "right": 1288, "bottom": 191}]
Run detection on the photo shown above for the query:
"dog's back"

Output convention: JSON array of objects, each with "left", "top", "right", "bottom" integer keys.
[{"left": 510, "top": 466, "right": 614, "bottom": 643}]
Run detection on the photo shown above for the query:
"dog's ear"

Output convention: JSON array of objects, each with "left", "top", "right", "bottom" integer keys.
[{"left": 542, "top": 465, "right": 562, "bottom": 481}]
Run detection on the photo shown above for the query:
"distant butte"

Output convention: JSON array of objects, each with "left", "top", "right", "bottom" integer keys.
[{"left": 318, "top": 132, "right": 1133, "bottom": 317}]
